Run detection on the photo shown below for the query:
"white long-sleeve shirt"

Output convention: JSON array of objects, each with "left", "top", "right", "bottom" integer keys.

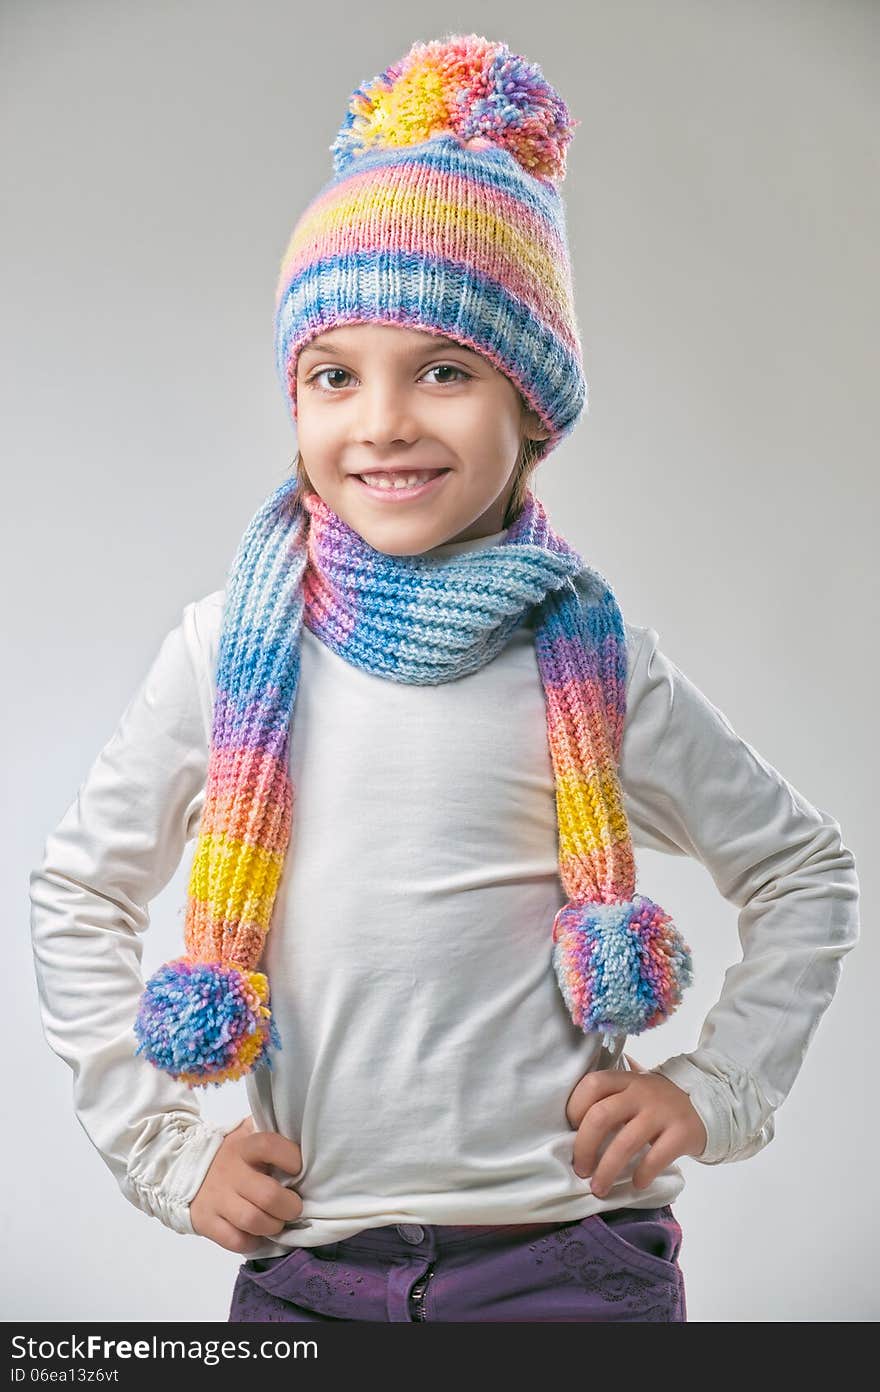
[{"left": 29, "top": 526, "right": 860, "bottom": 1256}]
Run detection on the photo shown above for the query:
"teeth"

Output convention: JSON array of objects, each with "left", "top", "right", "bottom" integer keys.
[{"left": 360, "top": 471, "right": 441, "bottom": 490}]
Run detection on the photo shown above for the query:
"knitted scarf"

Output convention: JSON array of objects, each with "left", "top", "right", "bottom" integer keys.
[{"left": 134, "top": 478, "right": 693, "bottom": 1087}]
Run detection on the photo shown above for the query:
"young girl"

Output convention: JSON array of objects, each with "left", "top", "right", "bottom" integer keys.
[{"left": 30, "top": 34, "right": 859, "bottom": 1324}]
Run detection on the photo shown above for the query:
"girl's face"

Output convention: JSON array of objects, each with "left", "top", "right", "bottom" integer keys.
[{"left": 294, "top": 322, "right": 550, "bottom": 554}]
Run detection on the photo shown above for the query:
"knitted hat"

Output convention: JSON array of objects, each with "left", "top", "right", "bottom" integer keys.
[{"left": 273, "top": 32, "right": 588, "bottom": 460}]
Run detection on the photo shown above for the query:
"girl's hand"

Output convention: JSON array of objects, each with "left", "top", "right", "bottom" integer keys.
[
  {"left": 189, "top": 1116, "right": 305, "bottom": 1254},
  {"left": 566, "top": 1053, "right": 708, "bottom": 1198}
]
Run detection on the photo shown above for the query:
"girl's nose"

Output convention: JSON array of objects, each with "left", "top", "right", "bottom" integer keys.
[{"left": 354, "top": 381, "right": 419, "bottom": 448}]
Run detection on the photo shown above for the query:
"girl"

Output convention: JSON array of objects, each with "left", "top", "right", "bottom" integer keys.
[{"left": 30, "top": 34, "right": 859, "bottom": 1324}]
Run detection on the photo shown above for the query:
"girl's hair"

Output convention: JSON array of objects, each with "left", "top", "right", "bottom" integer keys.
[{"left": 290, "top": 397, "right": 546, "bottom": 531}]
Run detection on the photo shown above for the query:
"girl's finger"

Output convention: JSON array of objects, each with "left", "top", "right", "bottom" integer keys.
[
  {"left": 632, "top": 1128, "right": 687, "bottom": 1193},
  {"left": 571, "top": 1093, "right": 639, "bottom": 1178},
  {"left": 583, "top": 1115, "right": 658, "bottom": 1197},
  {"left": 566, "top": 1064, "right": 637, "bottom": 1127}
]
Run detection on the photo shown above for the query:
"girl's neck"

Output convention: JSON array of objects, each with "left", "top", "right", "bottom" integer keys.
[{"left": 424, "top": 526, "right": 509, "bottom": 559}]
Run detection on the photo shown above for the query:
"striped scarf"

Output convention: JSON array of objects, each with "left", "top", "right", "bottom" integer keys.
[{"left": 134, "top": 478, "right": 693, "bottom": 1086}]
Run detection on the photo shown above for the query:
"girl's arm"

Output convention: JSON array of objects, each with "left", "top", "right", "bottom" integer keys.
[
  {"left": 620, "top": 625, "right": 860, "bottom": 1165},
  {"left": 29, "top": 597, "right": 239, "bottom": 1235}
]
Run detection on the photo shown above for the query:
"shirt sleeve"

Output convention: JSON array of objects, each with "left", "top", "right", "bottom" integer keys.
[
  {"left": 619, "top": 624, "right": 861, "bottom": 1165},
  {"left": 29, "top": 598, "right": 240, "bottom": 1236}
]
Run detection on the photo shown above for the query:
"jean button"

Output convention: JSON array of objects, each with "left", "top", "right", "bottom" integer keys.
[{"left": 397, "top": 1224, "right": 425, "bottom": 1244}]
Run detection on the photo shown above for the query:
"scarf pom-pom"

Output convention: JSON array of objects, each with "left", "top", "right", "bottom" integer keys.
[
  {"left": 551, "top": 894, "right": 694, "bottom": 1037},
  {"left": 133, "top": 958, "right": 281, "bottom": 1088}
]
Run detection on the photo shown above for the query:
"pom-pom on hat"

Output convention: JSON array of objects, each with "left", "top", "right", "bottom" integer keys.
[{"left": 274, "top": 33, "right": 588, "bottom": 459}]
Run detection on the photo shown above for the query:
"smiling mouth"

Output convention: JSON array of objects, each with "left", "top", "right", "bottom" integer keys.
[
  {"left": 355, "top": 469, "right": 450, "bottom": 489},
  {"left": 353, "top": 469, "right": 452, "bottom": 500}
]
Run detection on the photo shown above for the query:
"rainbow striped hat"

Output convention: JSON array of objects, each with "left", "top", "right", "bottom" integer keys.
[{"left": 274, "top": 32, "right": 588, "bottom": 457}]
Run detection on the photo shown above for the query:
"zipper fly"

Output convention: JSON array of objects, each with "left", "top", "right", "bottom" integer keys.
[{"left": 408, "top": 1264, "right": 435, "bottom": 1321}]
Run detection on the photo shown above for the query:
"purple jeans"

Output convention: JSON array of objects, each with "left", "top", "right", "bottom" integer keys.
[{"left": 227, "top": 1205, "right": 686, "bottom": 1322}]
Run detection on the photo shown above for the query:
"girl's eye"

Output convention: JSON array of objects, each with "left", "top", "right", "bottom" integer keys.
[
  {"left": 305, "top": 363, "right": 471, "bottom": 392},
  {"left": 422, "top": 364, "right": 471, "bottom": 384},
  {"left": 307, "top": 367, "right": 354, "bottom": 391}
]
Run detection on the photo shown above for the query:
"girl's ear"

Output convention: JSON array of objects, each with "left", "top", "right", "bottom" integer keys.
[{"left": 521, "top": 402, "right": 552, "bottom": 442}]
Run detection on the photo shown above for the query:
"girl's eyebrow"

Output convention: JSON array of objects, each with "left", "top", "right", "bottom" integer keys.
[{"left": 299, "top": 335, "right": 479, "bottom": 359}]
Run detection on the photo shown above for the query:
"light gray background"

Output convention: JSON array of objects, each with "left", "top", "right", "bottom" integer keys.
[{"left": 5, "top": 0, "right": 875, "bottom": 1322}]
